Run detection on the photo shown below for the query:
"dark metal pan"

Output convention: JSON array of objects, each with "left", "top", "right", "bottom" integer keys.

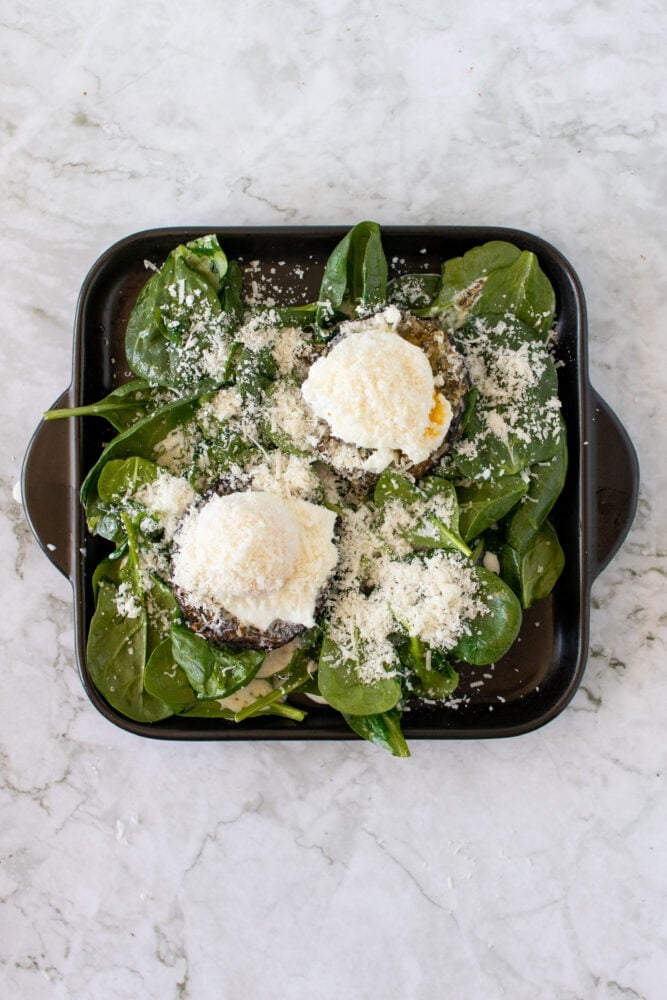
[{"left": 22, "top": 226, "right": 639, "bottom": 741}]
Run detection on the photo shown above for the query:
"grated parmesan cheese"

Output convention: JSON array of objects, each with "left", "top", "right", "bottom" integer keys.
[
  {"left": 134, "top": 470, "right": 197, "bottom": 542},
  {"left": 324, "top": 500, "right": 486, "bottom": 683}
]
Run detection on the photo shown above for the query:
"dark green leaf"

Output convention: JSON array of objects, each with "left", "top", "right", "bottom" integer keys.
[
  {"left": 422, "top": 241, "right": 555, "bottom": 336},
  {"left": 387, "top": 273, "right": 441, "bottom": 310},
  {"left": 317, "top": 635, "right": 401, "bottom": 715},
  {"left": 176, "top": 234, "right": 228, "bottom": 292},
  {"left": 43, "top": 380, "right": 171, "bottom": 431},
  {"left": 144, "top": 637, "right": 199, "bottom": 711},
  {"left": 97, "top": 457, "right": 160, "bottom": 503},
  {"left": 269, "top": 303, "right": 318, "bottom": 329},
  {"left": 501, "top": 521, "right": 565, "bottom": 608},
  {"left": 457, "top": 474, "right": 529, "bottom": 543},
  {"left": 220, "top": 260, "right": 244, "bottom": 326},
  {"left": 80, "top": 394, "right": 201, "bottom": 528},
  {"left": 125, "top": 240, "right": 227, "bottom": 387},
  {"left": 343, "top": 709, "right": 410, "bottom": 757},
  {"left": 316, "top": 222, "right": 388, "bottom": 327},
  {"left": 233, "top": 345, "right": 277, "bottom": 400},
  {"left": 420, "top": 241, "right": 521, "bottom": 322},
  {"left": 505, "top": 421, "right": 568, "bottom": 552},
  {"left": 171, "top": 623, "right": 264, "bottom": 699},
  {"left": 233, "top": 648, "right": 312, "bottom": 722},
  {"left": 475, "top": 251, "right": 556, "bottom": 337},
  {"left": 87, "top": 579, "right": 172, "bottom": 722},
  {"left": 374, "top": 471, "right": 471, "bottom": 555},
  {"left": 451, "top": 567, "right": 522, "bottom": 665},
  {"left": 397, "top": 636, "right": 460, "bottom": 699},
  {"left": 451, "top": 315, "right": 561, "bottom": 479}
]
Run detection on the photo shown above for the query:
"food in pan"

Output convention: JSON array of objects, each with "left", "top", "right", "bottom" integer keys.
[{"left": 46, "top": 223, "right": 567, "bottom": 755}]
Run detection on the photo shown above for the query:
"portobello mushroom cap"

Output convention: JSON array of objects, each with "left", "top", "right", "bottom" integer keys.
[
  {"left": 307, "top": 309, "right": 470, "bottom": 481},
  {"left": 170, "top": 478, "right": 332, "bottom": 652}
]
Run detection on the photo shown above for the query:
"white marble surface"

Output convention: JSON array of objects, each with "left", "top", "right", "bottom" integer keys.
[{"left": 2, "top": 1, "right": 666, "bottom": 997}]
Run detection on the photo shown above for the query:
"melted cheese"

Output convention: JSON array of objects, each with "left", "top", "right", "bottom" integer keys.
[
  {"left": 300, "top": 312, "right": 452, "bottom": 466},
  {"left": 172, "top": 492, "right": 338, "bottom": 630}
]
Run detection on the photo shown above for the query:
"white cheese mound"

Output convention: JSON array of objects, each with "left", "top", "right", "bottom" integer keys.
[
  {"left": 300, "top": 313, "right": 452, "bottom": 467},
  {"left": 172, "top": 491, "right": 338, "bottom": 631}
]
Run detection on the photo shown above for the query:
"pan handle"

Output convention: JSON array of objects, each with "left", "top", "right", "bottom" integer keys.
[
  {"left": 590, "top": 388, "right": 639, "bottom": 578},
  {"left": 21, "top": 388, "right": 77, "bottom": 580}
]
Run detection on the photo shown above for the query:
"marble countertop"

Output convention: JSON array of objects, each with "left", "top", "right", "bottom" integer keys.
[{"left": 2, "top": 2, "right": 665, "bottom": 997}]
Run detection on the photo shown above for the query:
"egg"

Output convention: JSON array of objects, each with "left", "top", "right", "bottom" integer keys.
[
  {"left": 301, "top": 309, "right": 453, "bottom": 472},
  {"left": 171, "top": 491, "right": 338, "bottom": 632}
]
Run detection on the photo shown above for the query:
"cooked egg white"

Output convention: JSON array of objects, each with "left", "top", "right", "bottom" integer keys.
[
  {"left": 301, "top": 309, "right": 452, "bottom": 469},
  {"left": 172, "top": 491, "right": 338, "bottom": 630}
]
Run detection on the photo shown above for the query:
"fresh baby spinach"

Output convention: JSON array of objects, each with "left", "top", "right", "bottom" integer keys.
[
  {"left": 500, "top": 521, "right": 565, "bottom": 608},
  {"left": 457, "top": 475, "right": 529, "bottom": 543},
  {"left": 451, "top": 567, "right": 522, "bottom": 665},
  {"left": 315, "top": 221, "right": 388, "bottom": 328},
  {"left": 232, "top": 647, "right": 312, "bottom": 722},
  {"left": 421, "top": 240, "right": 555, "bottom": 337},
  {"left": 144, "top": 637, "right": 200, "bottom": 713},
  {"left": 125, "top": 234, "right": 235, "bottom": 389},
  {"left": 451, "top": 315, "right": 561, "bottom": 480},
  {"left": 374, "top": 471, "right": 471, "bottom": 555},
  {"left": 80, "top": 394, "right": 201, "bottom": 530},
  {"left": 342, "top": 709, "right": 410, "bottom": 758},
  {"left": 87, "top": 579, "right": 172, "bottom": 723},
  {"left": 170, "top": 623, "right": 264, "bottom": 700},
  {"left": 504, "top": 419, "right": 568, "bottom": 552},
  {"left": 387, "top": 272, "right": 441, "bottom": 311},
  {"left": 317, "top": 635, "right": 401, "bottom": 715},
  {"left": 43, "top": 380, "right": 171, "bottom": 432},
  {"left": 397, "top": 637, "right": 460, "bottom": 700}
]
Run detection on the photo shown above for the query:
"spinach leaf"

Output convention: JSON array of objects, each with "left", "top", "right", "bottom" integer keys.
[
  {"left": 97, "top": 457, "right": 160, "bottom": 504},
  {"left": 233, "top": 346, "right": 277, "bottom": 400},
  {"left": 43, "top": 380, "right": 171, "bottom": 432},
  {"left": 145, "top": 635, "right": 309, "bottom": 721},
  {"left": 500, "top": 521, "right": 565, "bottom": 608},
  {"left": 317, "top": 635, "right": 401, "bottom": 715},
  {"left": 125, "top": 236, "right": 229, "bottom": 388},
  {"left": 343, "top": 709, "right": 410, "bottom": 757},
  {"left": 451, "top": 315, "right": 561, "bottom": 480},
  {"left": 387, "top": 273, "right": 441, "bottom": 311},
  {"left": 219, "top": 260, "right": 244, "bottom": 326},
  {"left": 457, "top": 474, "right": 529, "bottom": 543},
  {"left": 92, "top": 551, "right": 125, "bottom": 601},
  {"left": 233, "top": 648, "right": 312, "bottom": 722},
  {"left": 144, "top": 637, "right": 199, "bottom": 712},
  {"left": 421, "top": 241, "right": 555, "bottom": 336},
  {"left": 315, "top": 221, "right": 388, "bottom": 327},
  {"left": 175, "top": 233, "right": 228, "bottom": 292},
  {"left": 81, "top": 394, "right": 201, "bottom": 530},
  {"left": 451, "top": 567, "right": 522, "bottom": 665},
  {"left": 87, "top": 579, "right": 172, "bottom": 722},
  {"left": 269, "top": 303, "right": 318, "bottom": 329},
  {"left": 504, "top": 420, "right": 568, "bottom": 552},
  {"left": 397, "top": 636, "right": 459, "bottom": 699},
  {"left": 420, "top": 241, "right": 521, "bottom": 322},
  {"left": 374, "top": 471, "right": 471, "bottom": 555},
  {"left": 146, "top": 574, "right": 181, "bottom": 653},
  {"left": 190, "top": 432, "right": 256, "bottom": 491},
  {"left": 171, "top": 623, "right": 264, "bottom": 699},
  {"left": 476, "top": 251, "right": 556, "bottom": 337}
]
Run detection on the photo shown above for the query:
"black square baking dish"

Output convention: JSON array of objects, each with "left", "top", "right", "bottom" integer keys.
[{"left": 22, "top": 226, "right": 639, "bottom": 742}]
